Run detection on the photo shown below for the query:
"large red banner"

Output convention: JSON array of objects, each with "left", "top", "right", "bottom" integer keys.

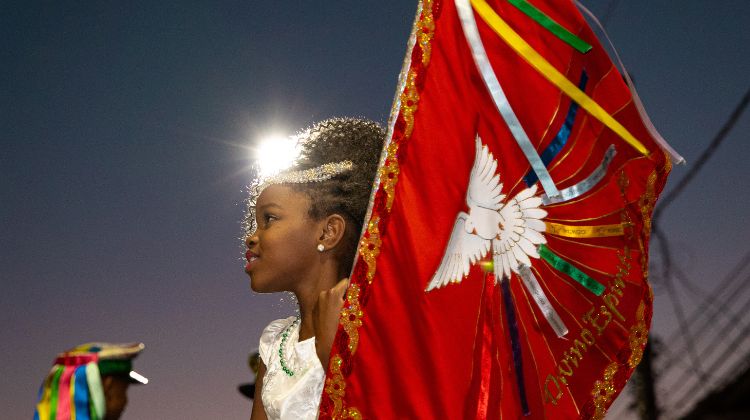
[{"left": 320, "top": 1, "right": 673, "bottom": 418}]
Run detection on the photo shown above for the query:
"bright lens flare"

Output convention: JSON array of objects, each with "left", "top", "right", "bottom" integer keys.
[{"left": 255, "top": 135, "right": 299, "bottom": 178}]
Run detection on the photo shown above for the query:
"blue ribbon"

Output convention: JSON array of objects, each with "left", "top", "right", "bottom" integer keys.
[
  {"left": 524, "top": 71, "right": 588, "bottom": 186},
  {"left": 500, "top": 280, "right": 531, "bottom": 416},
  {"left": 74, "top": 365, "right": 91, "bottom": 420}
]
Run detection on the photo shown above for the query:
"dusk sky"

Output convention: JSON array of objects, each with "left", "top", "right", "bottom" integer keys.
[{"left": 2, "top": 1, "right": 749, "bottom": 419}]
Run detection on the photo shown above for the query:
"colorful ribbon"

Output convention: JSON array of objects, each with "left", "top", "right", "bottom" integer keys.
[
  {"left": 544, "top": 221, "right": 624, "bottom": 238},
  {"left": 56, "top": 366, "right": 76, "bottom": 420},
  {"left": 456, "top": 0, "right": 561, "bottom": 199},
  {"left": 73, "top": 365, "right": 91, "bottom": 420},
  {"left": 508, "top": 0, "right": 592, "bottom": 53},
  {"left": 538, "top": 244, "right": 605, "bottom": 295},
  {"left": 86, "top": 363, "right": 105, "bottom": 420},
  {"left": 500, "top": 279, "right": 531, "bottom": 416},
  {"left": 470, "top": 0, "right": 650, "bottom": 156},
  {"left": 541, "top": 144, "right": 616, "bottom": 205},
  {"left": 518, "top": 265, "right": 568, "bottom": 337},
  {"left": 524, "top": 71, "right": 588, "bottom": 186}
]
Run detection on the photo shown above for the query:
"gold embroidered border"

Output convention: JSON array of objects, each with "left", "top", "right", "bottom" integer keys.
[
  {"left": 639, "top": 151, "right": 672, "bottom": 278},
  {"left": 590, "top": 363, "right": 618, "bottom": 420},
  {"left": 325, "top": 355, "right": 363, "bottom": 420},
  {"left": 418, "top": 0, "right": 435, "bottom": 65},
  {"left": 359, "top": 217, "right": 382, "bottom": 284},
  {"left": 381, "top": 69, "right": 418, "bottom": 211},
  {"left": 325, "top": 2, "right": 437, "bottom": 417},
  {"left": 340, "top": 283, "right": 363, "bottom": 354},
  {"left": 628, "top": 301, "right": 648, "bottom": 368},
  {"left": 381, "top": 0, "right": 434, "bottom": 211}
]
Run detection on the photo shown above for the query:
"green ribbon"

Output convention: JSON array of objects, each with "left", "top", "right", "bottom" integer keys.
[
  {"left": 48, "top": 365, "right": 65, "bottom": 420},
  {"left": 507, "top": 0, "right": 593, "bottom": 54},
  {"left": 538, "top": 244, "right": 605, "bottom": 296}
]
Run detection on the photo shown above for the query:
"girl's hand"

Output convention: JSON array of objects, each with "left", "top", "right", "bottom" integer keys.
[{"left": 313, "top": 277, "right": 349, "bottom": 369}]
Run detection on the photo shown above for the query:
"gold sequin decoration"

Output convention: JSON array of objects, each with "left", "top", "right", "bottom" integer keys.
[
  {"left": 639, "top": 150, "right": 672, "bottom": 278},
  {"left": 359, "top": 217, "right": 382, "bottom": 284},
  {"left": 590, "top": 363, "right": 618, "bottom": 420},
  {"left": 382, "top": 69, "right": 419, "bottom": 211},
  {"left": 325, "top": 356, "right": 363, "bottom": 420},
  {"left": 639, "top": 171, "right": 657, "bottom": 238},
  {"left": 418, "top": 0, "right": 435, "bottom": 66},
  {"left": 325, "top": 2, "right": 438, "bottom": 416},
  {"left": 340, "top": 283, "right": 363, "bottom": 354},
  {"left": 381, "top": 141, "right": 402, "bottom": 211},
  {"left": 380, "top": 1, "right": 435, "bottom": 211},
  {"left": 258, "top": 160, "right": 354, "bottom": 193},
  {"left": 628, "top": 301, "right": 648, "bottom": 368}
]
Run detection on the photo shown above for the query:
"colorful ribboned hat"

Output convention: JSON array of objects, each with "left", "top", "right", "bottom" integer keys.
[{"left": 34, "top": 342, "right": 146, "bottom": 420}]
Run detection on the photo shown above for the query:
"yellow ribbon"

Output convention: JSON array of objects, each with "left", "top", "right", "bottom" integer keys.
[
  {"left": 545, "top": 221, "right": 624, "bottom": 238},
  {"left": 470, "top": 0, "right": 649, "bottom": 156}
]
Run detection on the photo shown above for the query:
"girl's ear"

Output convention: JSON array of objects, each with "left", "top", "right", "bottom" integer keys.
[{"left": 319, "top": 214, "right": 346, "bottom": 251}]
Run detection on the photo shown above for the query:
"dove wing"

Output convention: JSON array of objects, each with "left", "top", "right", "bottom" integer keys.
[
  {"left": 426, "top": 212, "right": 491, "bottom": 291},
  {"left": 493, "top": 184, "right": 548, "bottom": 281},
  {"left": 466, "top": 136, "right": 504, "bottom": 210}
]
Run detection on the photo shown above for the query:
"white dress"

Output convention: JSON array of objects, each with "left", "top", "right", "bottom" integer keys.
[{"left": 258, "top": 317, "right": 326, "bottom": 420}]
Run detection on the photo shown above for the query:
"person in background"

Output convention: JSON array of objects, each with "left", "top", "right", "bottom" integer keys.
[
  {"left": 34, "top": 342, "right": 147, "bottom": 420},
  {"left": 238, "top": 351, "right": 262, "bottom": 400}
]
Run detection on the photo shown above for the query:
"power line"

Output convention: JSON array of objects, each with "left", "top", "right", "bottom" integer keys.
[
  {"left": 655, "top": 250, "right": 750, "bottom": 373},
  {"left": 658, "top": 269, "right": 750, "bottom": 403},
  {"left": 664, "top": 274, "right": 750, "bottom": 415},
  {"left": 599, "top": 0, "right": 622, "bottom": 27},
  {"left": 651, "top": 227, "right": 709, "bottom": 384},
  {"left": 643, "top": 87, "right": 750, "bottom": 419},
  {"left": 653, "top": 88, "right": 750, "bottom": 223}
]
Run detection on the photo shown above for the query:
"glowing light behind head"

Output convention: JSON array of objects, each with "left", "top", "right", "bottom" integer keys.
[{"left": 255, "top": 134, "right": 300, "bottom": 178}]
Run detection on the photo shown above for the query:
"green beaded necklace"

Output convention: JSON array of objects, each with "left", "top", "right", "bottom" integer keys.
[{"left": 279, "top": 317, "right": 300, "bottom": 377}]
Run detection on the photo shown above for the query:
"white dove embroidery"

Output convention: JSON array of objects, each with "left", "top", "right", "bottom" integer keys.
[{"left": 426, "top": 136, "right": 548, "bottom": 291}]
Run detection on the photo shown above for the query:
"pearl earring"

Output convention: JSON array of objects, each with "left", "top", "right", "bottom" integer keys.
[{"left": 317, "top": 244, "right": 325, "bottom": 252}]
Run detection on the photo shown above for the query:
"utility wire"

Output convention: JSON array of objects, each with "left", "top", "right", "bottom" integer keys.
[
  {"left": 653, "top": 88, "right": 750, "bottom": 223},
  {"left": 664, "top": 275, "right": 750, "bottom": 414},
  {"left": 644, "top": 88, "right": 750, "bottom": 418},
  {"left": 655, "top": 250, "right": 750, "bottom": 372},
  {"left": 599, "top": 0, "right": 621, "bottom": 27},
  {"left": 658, "top": 269, "right": 750, "bottom": 402},
  {"left": 651, "top": 228, "right": 709, "bottom": 384}
]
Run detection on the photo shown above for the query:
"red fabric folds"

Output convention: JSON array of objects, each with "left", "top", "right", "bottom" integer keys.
[{"left": 319, "top": 1, "right": 671, "bottom": 418}]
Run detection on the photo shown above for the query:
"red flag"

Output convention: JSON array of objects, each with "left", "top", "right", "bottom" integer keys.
[{"left": 320, "top": 0, "right": 674, "bottom": 418}]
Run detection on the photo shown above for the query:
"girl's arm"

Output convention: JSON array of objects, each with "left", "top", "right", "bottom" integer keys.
[
  {"left": 314, "top": 277, "right": 349, "bottom": 368},
  {"left": 250, "top": 360, "right": 268, "bottom": 420}
]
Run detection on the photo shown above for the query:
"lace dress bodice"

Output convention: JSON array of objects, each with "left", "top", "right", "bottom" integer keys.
[{"left": 258, "top": 317, "right": 326, "bottom": 420}]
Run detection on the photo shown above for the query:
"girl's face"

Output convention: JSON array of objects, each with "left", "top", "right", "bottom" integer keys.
[{"left": 244, "top": 184, "right": 321, "bottom": 293}]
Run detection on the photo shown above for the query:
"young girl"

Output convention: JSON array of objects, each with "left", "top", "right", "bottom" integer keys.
[{"left": 243, "top": 118, "right": 385, "bottom": 420}]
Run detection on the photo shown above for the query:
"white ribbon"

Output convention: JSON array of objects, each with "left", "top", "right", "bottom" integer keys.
[
  {"left": 455, "top": 0, "right": 561, "bottom": 199},
  {"left": 518, "top": 264, "right": 569, "bottom": 337},
  {"left": 542, "top": 144, "right": 616, "bottom": 205},
  {"left": 574, "top": 0, "right": 684, "bottom": 164}
]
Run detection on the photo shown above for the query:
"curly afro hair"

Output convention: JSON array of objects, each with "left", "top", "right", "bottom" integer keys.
[{"left": 245, "top": 117, "right": 386, "bottom": 277}]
